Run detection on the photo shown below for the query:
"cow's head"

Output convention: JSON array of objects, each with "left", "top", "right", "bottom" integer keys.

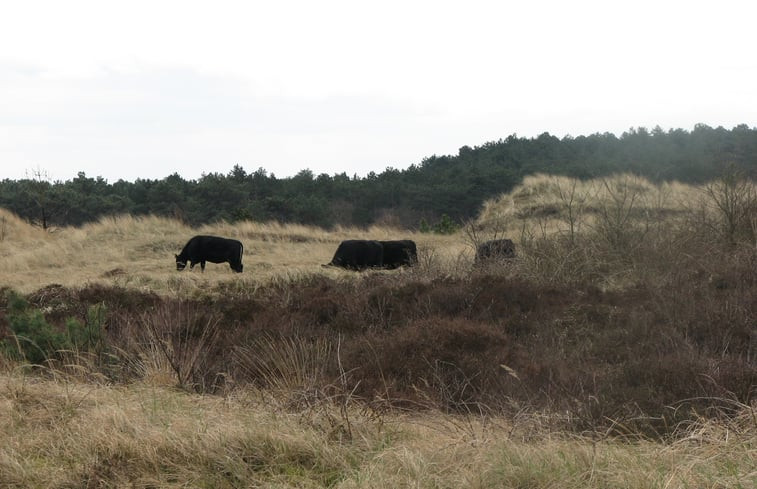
[{"left": 175, "top": 254, "right": 187, "bottom": 271}]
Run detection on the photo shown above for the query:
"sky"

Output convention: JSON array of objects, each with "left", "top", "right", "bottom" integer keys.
[{"left": 1, "top": 0, "right": 755, "bottom": 183}]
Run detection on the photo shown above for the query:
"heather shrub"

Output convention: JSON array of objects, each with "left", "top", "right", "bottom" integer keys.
[{"left": 343, "top": 316, "right": 513, "bottom": 410}]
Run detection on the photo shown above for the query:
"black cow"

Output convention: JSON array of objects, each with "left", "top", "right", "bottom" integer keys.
[
  {"left": 380, "top": 240, "right": 418, "bottom": 269},
  {"left": 175, "top": 235, "right": 244, "bottom": 273},
  {"left": 475, "top": 238, "right": 516, "bottom": 263},
  {"left": 326, "top": 239, "right": 383, "bottom": 270}
]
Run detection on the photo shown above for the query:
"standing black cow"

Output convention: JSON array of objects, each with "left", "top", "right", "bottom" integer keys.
[
  {"left": 475, "top": 238, "right": 516, "bottom": 263},
  {"left": 175, "top": 235, "right": 244, "bottom": 273},
  {"left": 380, "top": 240, "right": 418, "bottom": 269},
  {"left": 326, "top": 239, "right": 383, "bottom": 270}
]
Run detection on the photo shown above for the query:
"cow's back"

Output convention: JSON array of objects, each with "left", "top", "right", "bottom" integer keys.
[
  {"left": 184, "top": 235, "right": 236, "bottom": 260},
  {"left": 380, "top": 240, "right": 418, "bottom": 269},
  {"left": 330, "top": 239, "right": 383, "bottom": 269},
  {"left": 475, "top": 239, "right": 516, "bottom": 262}
]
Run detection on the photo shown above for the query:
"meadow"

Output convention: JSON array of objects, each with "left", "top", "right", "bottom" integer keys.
[{"left": 0, "top": 173, "right": 755, "bottom": 487}]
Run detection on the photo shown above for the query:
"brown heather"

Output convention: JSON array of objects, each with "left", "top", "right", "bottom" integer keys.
[{"left": 0, "top": 173, "right": 755, "bottom": 487}]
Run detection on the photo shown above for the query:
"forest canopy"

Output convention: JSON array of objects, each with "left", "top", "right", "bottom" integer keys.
[{"left": 2, "top": 124, "right": 756, "bottom": 229}]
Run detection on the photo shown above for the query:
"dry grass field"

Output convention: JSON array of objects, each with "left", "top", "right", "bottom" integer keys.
[
  {"left": 0, "top": 173, "right": 755, "bottom": 487},
  {"left": 0, "top": 209, "right": 468, "bottom": 295}
]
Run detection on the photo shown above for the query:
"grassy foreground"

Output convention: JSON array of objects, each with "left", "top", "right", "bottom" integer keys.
[{"left": 1, "top": 370, "right": 754, "bottom": 488}]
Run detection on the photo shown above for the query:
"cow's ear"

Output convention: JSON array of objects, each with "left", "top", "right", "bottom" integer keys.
[{"left": 175, "top": 254, "right": 179, "bottom": 259}]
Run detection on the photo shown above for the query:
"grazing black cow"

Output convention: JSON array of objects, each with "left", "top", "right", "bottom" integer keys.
[
  {"left": 326, "top": 239, "right": 384, "bottom": 270},
  {"left": 475, "top": 238, "right": 516, "bottom": 263},
  {"left": 380, "top": 240, "right": 418, "bottom": 269},
  {"left": 175, "top": 235, "right": 244, "bottom": 273}
]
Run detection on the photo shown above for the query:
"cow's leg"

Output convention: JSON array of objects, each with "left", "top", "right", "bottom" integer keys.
[
  {"left": 201, "top": 261, "right": 206, "bottom": 272},
  {"left": 189, "top": 261, "right": 196, "bottom": 270}
]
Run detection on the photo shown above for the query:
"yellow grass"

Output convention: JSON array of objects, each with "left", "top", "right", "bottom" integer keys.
[
  {"left": 0, "top": 212, "right": 467, "bottom": 295},
  {"left": 0, "top": 208, "right": 49, "bottom": 242},
  {"left": 0, "top": 371, "right": 754, "bottom": 488}
]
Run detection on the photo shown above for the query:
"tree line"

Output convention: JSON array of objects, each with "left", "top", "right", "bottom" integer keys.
[{"left": 2, "top": 124, "right": 756, "bottom": 230}]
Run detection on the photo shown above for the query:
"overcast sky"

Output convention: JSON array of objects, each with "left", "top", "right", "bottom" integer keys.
[{"left": 1, "top": 0, "right": 755, "bottom": 183}]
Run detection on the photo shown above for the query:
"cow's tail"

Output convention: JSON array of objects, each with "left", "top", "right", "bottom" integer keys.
[{"left": 239, "top": 243, "right": 244, "bottom": 265}]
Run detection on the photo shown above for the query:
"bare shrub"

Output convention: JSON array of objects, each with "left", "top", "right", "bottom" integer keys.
[
  {"left": 550, "top": 175, "right": 594, "bottom": 245},
  {"left": 703, "top": 166, "right": 757, "bottom": 245},
  {"left": 591, "top": 175, "right": 650, "bottom": 255},
  {"left": 516, "top": 230, "right": 602, "bottom": 286}
]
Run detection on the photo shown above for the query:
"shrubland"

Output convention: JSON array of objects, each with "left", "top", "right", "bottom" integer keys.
[{"left": 0, "top": 172, "right": 755, "bottom": 487}]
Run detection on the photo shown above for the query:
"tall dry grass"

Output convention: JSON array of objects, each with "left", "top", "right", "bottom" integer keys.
[{"left": 0, "top": 370, "right": 754, "bottom": 488}]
